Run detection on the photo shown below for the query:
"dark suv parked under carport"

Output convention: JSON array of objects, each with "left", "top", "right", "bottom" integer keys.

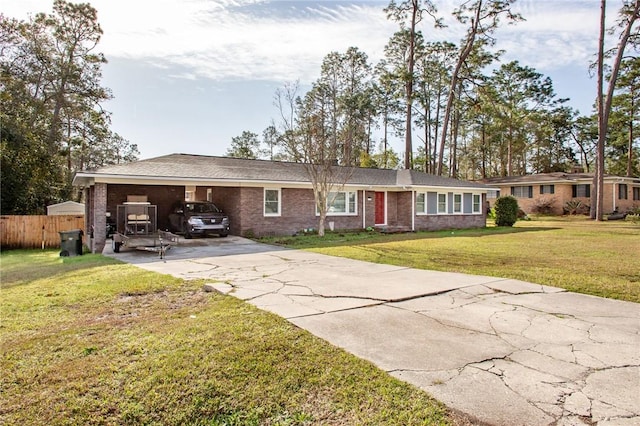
[{"left": 168, "top": 201, "right": 230, "bottom": 238}]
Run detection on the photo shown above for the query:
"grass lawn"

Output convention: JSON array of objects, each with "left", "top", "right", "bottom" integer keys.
[
  {"left": 0, "top": 251, "right": 455, "bottom": 425},
  {"left": 260, "top": 216, "right": 640, "bottom": 303}
]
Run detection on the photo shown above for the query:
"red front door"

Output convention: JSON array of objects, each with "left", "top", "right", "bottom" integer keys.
[{"left": 375, "top": 192, "right": 385, "bottom": 225}]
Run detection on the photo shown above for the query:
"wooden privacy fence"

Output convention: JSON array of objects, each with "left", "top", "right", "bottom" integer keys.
[{"left": 0, "top": 215, "right": 85, "bottom": 249}]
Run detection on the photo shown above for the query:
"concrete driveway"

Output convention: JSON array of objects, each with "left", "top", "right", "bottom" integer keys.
[{"left": 105, "top": 237, "right": 640, "bottom": 425}]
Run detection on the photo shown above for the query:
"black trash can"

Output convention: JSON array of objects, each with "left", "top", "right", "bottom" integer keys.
[{"left": 59, "top": 229, "right": 84, "bottom": 257}]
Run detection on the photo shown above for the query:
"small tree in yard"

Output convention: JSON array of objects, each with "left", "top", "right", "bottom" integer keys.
[{"left": 494, "top": 195, "right": 519, "bottom": 227}]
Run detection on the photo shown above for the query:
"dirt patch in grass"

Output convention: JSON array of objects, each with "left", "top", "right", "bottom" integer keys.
[{"left": 1, "top": 250, "right": 460, "bottom": 425}]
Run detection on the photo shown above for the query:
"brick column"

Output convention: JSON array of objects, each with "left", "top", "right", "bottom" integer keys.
[{"left": 93, "top": 182, "right": 107, "bottom": 253}]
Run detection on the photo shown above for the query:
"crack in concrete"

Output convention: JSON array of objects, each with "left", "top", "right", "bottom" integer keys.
[
  {"left": 287, "top": 301, "right": 387, "bottom": 319},
  {"left": 190, "top": 256, "right": 639, "bottom": 425}
]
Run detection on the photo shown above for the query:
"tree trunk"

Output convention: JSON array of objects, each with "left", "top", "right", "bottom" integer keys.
[
  {"left": 628, "top": 93, "right": 634, "bottom": 177},
  {"left": 450, "top": 107, "right": 461, "bottom": 178},
  {"left": 433, "top": 87, "right": 442, "bottom": 173},
  {"left": 481, "top": 125, "right": 487, "bottom": 178},
  {"left": 595, "top": 0, "right": 639, "bottom": 219},
  {"left": 404, "top": 2, "right": 419, "bottom": 169},
  {"left": 437, "top": 1, "right": 481, "bottom": 176},
  {"left": 594, "top": 0, "right": 606, "bottom": 221}
]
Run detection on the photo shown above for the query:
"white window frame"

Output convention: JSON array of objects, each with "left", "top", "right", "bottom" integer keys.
[
  {"left": 437, "top": 193, "right": 447, "bottom": 214},
  {"left": 264, "top": 188, "right": 281, "bottom": 217},
  {"left": 453, "top": 193, "right": 463, "bottom": 214},
  {"left": 185, "top": 185, "right": 196, "bottom": 201},
  {"left": 317, "top": 190, "right": 358, "bottom": 216},
  {"left": 416, "top": 192, "right": 427, "bottom": 215},
  {"left": 472, "top": 194, "right": 481, "bottom": 214}
]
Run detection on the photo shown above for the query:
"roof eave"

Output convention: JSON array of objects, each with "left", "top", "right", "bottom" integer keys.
[{"left": 74, "top": 172, "right": 489, "bottom": 192}]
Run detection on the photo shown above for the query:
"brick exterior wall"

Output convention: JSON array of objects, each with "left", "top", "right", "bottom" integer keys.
[
  {"left": 490, "top": 181, "right": 640, "bottom": 215},
  {"left": 87, "top": 183, "right": 488, "bottom": 241},
  {"left": 395, "top": 192, "right": 414, "bottom": 228},
  {"left": 414, "top": 213, "right": 486, "bottom": 231},
  {"left": 227, "top": 187, "right": 367, "bottom": 237},
  {"left": 604, "top": 182, "right": 639, "bottom": 213},
  {"left": 85, "top": 186, "right": 94, "bottom": 249},
  {"left": 92, "top": 182, "right": 107, "bottom": 253}
]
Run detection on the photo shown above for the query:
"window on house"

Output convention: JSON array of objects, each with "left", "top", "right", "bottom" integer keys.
[
  {"left": 437, "top": 193, "right": 447, "bottom": 214},
  {"left": 634, "top": 187, "right": 640, "bottom": 201},
  {"left": 453, "top": 193, "right": 462, "bottom": 213},
  {"left": 264, "top": 188, "right": 281, "bottom": 216},
  {"left": 323, "top": 191, "right": 357, "bottom": 215},
  {"left": 206, "top": 188, "right": 213, "bottom": 202},
  {"left": 472, "top": 194, "right": 481, "bottom": 213},
  {"left": 185, "top": 185, "right": 196, "bottom": 201},
  {"left": 511, "top": 186, "right": 533, "bottom": 198},
  {"left": 416, "top": 193, "right": 426, "bottom": 214},
  {"left": 572, "top": 184, "right": 591, "bottom": 198},
  {"left": 487, "top": 190, "right": 500, "bottom": 199},
  {"left": 618, "top": 184, "right": 628, "bottom": 200},
  {"left": 540, "top": 184, "right": 555, "bottom": 194}
]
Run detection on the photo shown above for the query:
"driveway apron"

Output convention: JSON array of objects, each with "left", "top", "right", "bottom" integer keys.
[{"left": 105, "top": 237, "right": 640, "bottom": 426}]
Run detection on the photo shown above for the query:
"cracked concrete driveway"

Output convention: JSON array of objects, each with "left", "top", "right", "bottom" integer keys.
[{"left": 106, "top": 236, "right": 640, "bottom": 426}]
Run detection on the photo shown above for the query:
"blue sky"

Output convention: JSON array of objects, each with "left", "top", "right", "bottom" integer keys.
[{"left": 3, "top": 0, "right": 612, "bottom": 160}]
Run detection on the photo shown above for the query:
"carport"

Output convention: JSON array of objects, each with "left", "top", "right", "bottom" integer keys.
[{"left": 73, "top": 180, "right": 241, "bottom": 254}]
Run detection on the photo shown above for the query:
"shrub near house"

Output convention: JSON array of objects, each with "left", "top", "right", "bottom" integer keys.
[{"left": 494, "top": 196, "right": 519, "bottom": 226}]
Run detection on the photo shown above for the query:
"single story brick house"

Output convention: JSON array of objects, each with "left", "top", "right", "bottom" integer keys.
[
  {"left": 482, "top": 172, "right": 640, "bottom": 215},
  {"left": 73, "top": 154, "right": 490, "bottom": 253}
]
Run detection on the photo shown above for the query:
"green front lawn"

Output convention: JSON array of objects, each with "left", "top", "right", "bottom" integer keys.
[
  {"left": 1, "top": 251, "right": 453, "bottom": 425},
  {"left": 260, "top": 216, "right": 640, "bottom": 303}
]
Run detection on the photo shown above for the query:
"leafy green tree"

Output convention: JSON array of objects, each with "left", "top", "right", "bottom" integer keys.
[
  {"left": 316, "top": 47, "right": 373, "bottom": 166},
  {"left": 1, "top": 0, "right": 130, "bottom": 214},
  {"left": 372, "top": 144, "right": 401, "bottom": 170},
  {"left": 570, "top": 115, "right": 598, "bottom": 172},
  {"left": 384, "top": 0, "right": 441, "bottom": 169},
  {"left": 225, "top": 131, "right": 261, "bottom": 159},
  {"left": 413, "top": 41, "right": 456, "bottom": 173},
  {"left": 488, "top": 61, "right": 560, "bottom": 175},
  {"left": 261, "top": 124, "right": 284, "bottom": 161},
  {"left": 438, "top": 0, "right": 522, "bottom": 176},
  {"left": 529, "top": 106, "right": 577, "bottom": 174},
  {"left": 606, "top": 56, "right": 640, "bottom": 176},
  {"left": 372, "top": 60, "right": 404, "bottom": 169}
]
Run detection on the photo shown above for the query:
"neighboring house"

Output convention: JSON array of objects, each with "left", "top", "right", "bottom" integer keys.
[
  {"left": 482, "top": 172, "right": 640, "bottom": 215},
  {"left": 73, "top": 154, "right": 489, "bottom": 253},
  {"left": 46, "top": 201, "right": 85, "bottom": 215}
]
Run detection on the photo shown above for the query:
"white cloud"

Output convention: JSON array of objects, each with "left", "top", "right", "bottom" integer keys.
[{"left": 1, "top": 0, "right": 607, "bottom": 82}]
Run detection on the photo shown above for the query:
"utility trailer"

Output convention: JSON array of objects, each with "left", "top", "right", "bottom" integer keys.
[{"left": 112, "top": 202, "right": 179, "bottom": 258}]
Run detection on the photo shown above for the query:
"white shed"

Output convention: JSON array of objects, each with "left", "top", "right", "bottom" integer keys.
[{"left": 47, "top": 201, "right": 85, "bottom": 216}]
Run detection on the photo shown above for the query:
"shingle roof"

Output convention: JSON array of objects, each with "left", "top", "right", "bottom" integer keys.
[
  {"left": 75, "top": 153, "right": 489, "bottom": 190},
  {"left": 481, "top": 172, "right": 594, "bottom": 184}
]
